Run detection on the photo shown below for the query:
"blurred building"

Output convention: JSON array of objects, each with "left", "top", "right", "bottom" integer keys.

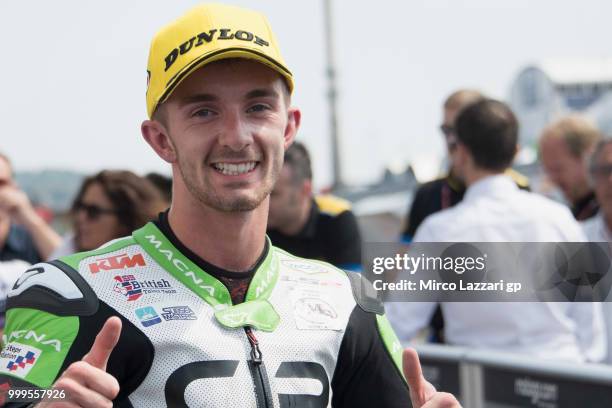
[{"left": 509, "top": 58, "right": 612, "bottom": 151}]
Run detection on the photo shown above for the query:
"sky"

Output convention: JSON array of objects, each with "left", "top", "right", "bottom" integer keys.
[{"left": 1, "top": 0, "right": 611, "bottom": 188}]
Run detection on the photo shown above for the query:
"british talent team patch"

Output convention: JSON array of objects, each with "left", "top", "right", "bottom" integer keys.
[
  {"left": 114, "top": 275, "right": 143, "bottom": 301},
  {"left": 113, "top": 275, "right": 177, "bottom": 302}
]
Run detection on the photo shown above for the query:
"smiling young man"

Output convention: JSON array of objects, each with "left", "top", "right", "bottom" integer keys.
[{"left": 0, "top": 4, "right": 459, "bottom": 408}]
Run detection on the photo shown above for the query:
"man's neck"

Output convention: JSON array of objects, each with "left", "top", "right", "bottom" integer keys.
[
  {"left": 278, "top": 198, "right": 312, "bottom": 236},
  {"left": 572, "top": 188, "right": 594, "bottom": 207},
  {"left": 168, "top": 196, "right": 268, "bottom": 273},
  {"left": 464, "top": 168, "right": 502, "bottom": 187}
]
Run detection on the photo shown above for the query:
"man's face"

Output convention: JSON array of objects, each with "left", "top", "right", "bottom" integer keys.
[
  {"left": 592, "top": 144, "right": 612, "bottom": 218},
  {"left": 540, "top": 134, "right": 590, "bottom": 203},
  {"left": 267, "top": 165, "right": 304, "bottom": 230},
  {"left": 160, "top": 60, "right": 296, "bottom": 212},
  {"left": 441, "top": 106, "right": 460, "bottom": 169}
]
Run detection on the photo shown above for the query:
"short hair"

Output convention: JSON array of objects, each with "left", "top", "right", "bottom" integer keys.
[
  {"left": 455, "top": 99, "right": 518, "bottom": 171},
  {"left": 72, "top": 170, "right": 166, "bottom": 233},
  {"left": 443, "top": 89, "right": 485, "bottom": 113},
  {"left": 540, "top": 115, "right": 601, "bottom": 158},
  {"left": 283, "top": 142, "right": 312, "bottom": 185}
]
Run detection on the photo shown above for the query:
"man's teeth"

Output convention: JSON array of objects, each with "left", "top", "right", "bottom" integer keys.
[{"left": 213, "top": 162, "right": 257, "bottom": 175}]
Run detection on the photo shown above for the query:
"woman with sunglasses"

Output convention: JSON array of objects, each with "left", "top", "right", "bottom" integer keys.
[{"left": 53, "top": 170, "right": 167, "bottom": 256}]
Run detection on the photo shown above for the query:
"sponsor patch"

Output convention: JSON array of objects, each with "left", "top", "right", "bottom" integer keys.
[
  {"left": 114, "top": 275, "right": 143, "bottom": 301},
  {"left": 290, "top": 287, "right": 343, "bottom": 331},
  {"left": 113, "top": 275, "right": 177, "bottom": 301},
  {"left": 295, "top": 298, "right": 338, "bottom": 323},
  {"left": 136, "top": 305, "right": 197, "bottom": 328},
  {"left": 135, "top": 306, "right": 162, "bottom": 327},
  {"left": 89, "top": 253, "right": 146, "bottom": 274},
  {"left": 281, "top": 260, "right": 331, "bottom": 275},
  {"left": 0, "top": 343, "right": 41, "bottom": 378},
  {"left": 161, "top": 306, "right": 196, "bottom": 321}
]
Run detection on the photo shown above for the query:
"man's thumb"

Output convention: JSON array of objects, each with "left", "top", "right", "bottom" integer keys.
[
  {"left": 403, "top": 348, "right": 436, "bottom": 406},
  {"left": 402, "top": 348, "right": 423, "bottom": 387},
  {"left": 82, "top": 316, "right": 122, "bottom": 370}
]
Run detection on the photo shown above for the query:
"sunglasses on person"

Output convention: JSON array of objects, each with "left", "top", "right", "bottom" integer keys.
[
  {"left": 439, "top": 125, "right": 459, "bottom": 152},
  {"left": 73, "top": 201, "right": 120, "bottom": 220},
  {"left": 440, "top": 124, "right": 456, "bottom": 137}
]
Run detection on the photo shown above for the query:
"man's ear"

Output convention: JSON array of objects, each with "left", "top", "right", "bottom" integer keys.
[
  {"left": 301, "top": 179, "right": 313, "bottom": 198},
  {"left": 453, "top": 142, "right": 470, "bottom": 170},
  {"left": 284, "top": 108, "right": 301, "bottom": 149},
  {"left": 514, "top": 143, "right": 520, "bottom": 160},
  {"left": 141, "top": 120, "right": 177, "bottom": 163}
]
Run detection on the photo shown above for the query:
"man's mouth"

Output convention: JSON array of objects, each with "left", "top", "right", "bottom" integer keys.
[{"left": 212, "top": 161, "right": 259, "bottom": 176}]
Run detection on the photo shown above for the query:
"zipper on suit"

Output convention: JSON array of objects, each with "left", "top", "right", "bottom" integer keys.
[{"left": 245, "top": 327, "right": 273, "bottom": 408}]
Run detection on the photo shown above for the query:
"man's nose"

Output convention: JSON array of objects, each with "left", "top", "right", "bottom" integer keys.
[{"left": 219, "top": 111, "right": 252, "bottom": 151}]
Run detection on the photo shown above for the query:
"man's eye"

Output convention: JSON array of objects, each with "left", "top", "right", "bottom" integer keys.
[
  {"left": 247, "top": 104, "right": 269, "bottom": 113},
  {"left": 194, "top": 109, "right": 214, "bottom": 118}
]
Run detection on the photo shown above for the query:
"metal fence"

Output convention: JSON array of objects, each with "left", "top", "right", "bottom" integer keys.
[{"left": 412, "top": 344, "right": 612, "bottom": 407}]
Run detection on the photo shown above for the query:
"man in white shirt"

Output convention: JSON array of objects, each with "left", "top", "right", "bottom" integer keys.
[
  {"left": 583, "top": 139, "right": 612, "bottom": 242},
  {"left": 582, "top": 138, "right": 612, "bottom": 363},
  {"left": 387, "top": 99, "right": 605, "bottom": 363}
]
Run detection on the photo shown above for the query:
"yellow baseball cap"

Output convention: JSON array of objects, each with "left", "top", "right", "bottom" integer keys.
[{"left": 146, "top": 3, "right": 294, "bottom": 118}]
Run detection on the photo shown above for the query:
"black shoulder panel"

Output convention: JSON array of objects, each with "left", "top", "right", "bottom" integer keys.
[
  {"left": 59, "top": 301, "right": 154, "bottom": 405},
  {"left": 6, "top": 260, "right": 98, "bottom": 317},
  {"left": 345, "top": 271, "right": 384, "bottom": 315},
  {"left": 332, "top": 306, "right": 410, "bottom": 407}
]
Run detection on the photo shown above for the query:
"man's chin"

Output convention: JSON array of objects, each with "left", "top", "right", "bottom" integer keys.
[{"left": 207, "top": 193, "right": 267, "bottom": 213}]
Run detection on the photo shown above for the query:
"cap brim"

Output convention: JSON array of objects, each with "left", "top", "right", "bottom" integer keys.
[{"left": 155, "top": 48, "right": 294, "bottom": 112}]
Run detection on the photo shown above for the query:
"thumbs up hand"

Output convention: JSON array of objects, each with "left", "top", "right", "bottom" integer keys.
[
  {"left": 37, "top": 317, "right": 122, "bottom": 408},
  {"left": 403, "top": 348, "right": 462, "bottom": 408}
]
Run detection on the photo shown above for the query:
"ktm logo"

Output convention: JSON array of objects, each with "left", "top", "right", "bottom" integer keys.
[{"left": 89, "top": 253, "right": 146, "bottom": 274}]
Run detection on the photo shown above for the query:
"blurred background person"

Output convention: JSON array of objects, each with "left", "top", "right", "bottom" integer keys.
[
  {"left": 387, "top": 100, "right": 604, "bottom": 363},
  {"left": 583, "top": 138, "right": 612, "bottom": 241},
  {"left": 267, "top": 142, "right": 362, "bottom": 271},
  {"left": 52, "top": 170, "right": 166, "bottom": 257},
  {"left": 146, "top": 172, "right": 172, "bottom": 207},
  {"left": 402, "top": 89, "right": 530, "bottom": 244},
  {"left": 402, "top": 89, "right": 484, "bottom": 244},
  {"left": 539, "top": 115, "right": 602, "bottom": 221},
  {"left": 0, "top": 152, "right": 62, "bottom": 334},
  {"left": 0, "top": 152, "right": 61, "bottom": 264},
  {"left": 583, "top": 138, "right": 612, "bottom": 363},
  {"left": 401, "top": 89, "right": 529, "bottom": 343}
]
